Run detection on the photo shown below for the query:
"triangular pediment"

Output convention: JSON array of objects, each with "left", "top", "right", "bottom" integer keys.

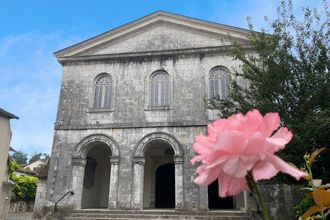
[{"left": 55, "top": 11, "right": 251, "bottom": 58}]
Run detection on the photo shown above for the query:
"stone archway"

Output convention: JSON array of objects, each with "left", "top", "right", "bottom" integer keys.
[
  {"left": 131, "top": 132, "right": 184, "bottom": 210},
  {"left": 71, "top": 134, "right": 120, "bottom": 209}
]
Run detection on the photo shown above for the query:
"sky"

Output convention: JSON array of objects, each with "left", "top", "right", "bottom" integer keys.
[{"left": 0, "top": 0, "right": 325, "bottom": 156}]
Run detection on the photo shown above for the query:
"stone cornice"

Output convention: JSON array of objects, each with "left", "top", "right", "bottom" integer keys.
[
  {"left": 57, "top": 45, "right": 253, "bottom": 65},
  {"left": 55, "top": 121, "right": 207, "bottom": 130}
]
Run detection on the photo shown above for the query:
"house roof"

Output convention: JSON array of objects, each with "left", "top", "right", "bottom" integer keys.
[
  {"left": 16, "top": 167, "right": 37, "bottom": 175},
  {"left": 0, "top": 108, "right": 18, "bottom": 119},
  {"left": 24, "top": 160, "right": 47, "bottom": 168},
  {"left": 54, "top": 10, "right": 251, "bottom": 58}
]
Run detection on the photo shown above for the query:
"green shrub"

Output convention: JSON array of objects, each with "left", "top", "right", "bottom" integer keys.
[{"left": 11, "top": 175, "right": 38, "bottom": 202}]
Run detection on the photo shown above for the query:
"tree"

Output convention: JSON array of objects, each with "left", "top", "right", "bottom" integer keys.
[
  {"left": 8, "top": 158, "right": 18, "bottom": 180},
  {"left": 10, "top": 151, "right": 28, "bottom": 165},
  {"left": 28, "top": 152, "right": 50, "bottom": 164},
  {"left": 211, "top": 0, "right": 330, "bottom": 182}
]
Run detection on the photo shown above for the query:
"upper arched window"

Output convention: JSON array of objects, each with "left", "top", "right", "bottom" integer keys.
[
  {"left": 94, "top": 74, "right": 113, "bottom": 109},
  {"left": 149, "top": 71, "right": 170, "bottom": 108},
  {"left": 209, "top": 67, "right": 230, "bottom": 99}
]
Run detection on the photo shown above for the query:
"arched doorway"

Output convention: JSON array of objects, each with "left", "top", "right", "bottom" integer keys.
[
  {"left": 81, "top": 143, "right": 111, "bottom": 208},
  {"left": 208, "top": 180, "right": 234, "bottom": 209},
  {"left": 143, "top": 141, "right": 175, "bottom": 209},
  {"left": 155, "top": 163, "right": 175, "bottom": 208}
]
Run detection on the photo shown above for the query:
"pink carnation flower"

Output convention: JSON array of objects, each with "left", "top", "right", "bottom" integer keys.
[{"left": 191, "top": 109, "right": 307, "bottom": 197}]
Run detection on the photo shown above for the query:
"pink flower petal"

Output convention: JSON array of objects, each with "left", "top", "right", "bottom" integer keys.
[
  {"left": 267, "top": 155, "right": 307, "bottom": 180},
  {"left": 222, "top": 156, "right": 253, "bottom": 178},
  {"left": 192, "top": 142, "right": 212, "bottom": 156},
  {"left": 206, "top": 154, "right": 229, "bottom": 169},
  {"left": 259, "top": 112, "right": 280, "bottom": 137},
  {"left": 245, "top": 131, "right": 269, "bottom": 155},
  {"left": 252, "top": 159, "right": 279, "bottom": 181},
  {"left": 194, "top": 135, "right": 214, "bottom": 150},
  {"left": 214, "top": 130, "right": 247, "bottom": 154},
  {"left": 240, "top": 109, "right": 263, "bottom": 136},
  {"left": 218, "top": 172, "right": 247, "bottom": 197},
  {"left": 227, "top": 112, "right": 245, "bottom": 131},
  {"left": 208, "top": 119, "right": 227, "bottom": 139},
  {"left": 266, "top": 127, "right": 293, "bottom": 152},
  {"left": 194, "top": 165, "right": 221, "bottom": 186}
]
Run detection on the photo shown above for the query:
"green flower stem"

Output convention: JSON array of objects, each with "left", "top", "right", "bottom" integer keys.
[{"left": 246, "top": 171, "right": 270, "bottom": 220}]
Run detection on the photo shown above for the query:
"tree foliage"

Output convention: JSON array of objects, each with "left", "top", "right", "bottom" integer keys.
[
  {"left": 211, "top": 0, "right": 330, "bottom": 182},
  {"left": 28, "top": 152, "right": 50, "bottom": 164},
  {"left": 10, "top": 151, "right": 28, "bottom": 165},
  {"left": 8, "top": 159, "right": 18, "bottom": 180}
]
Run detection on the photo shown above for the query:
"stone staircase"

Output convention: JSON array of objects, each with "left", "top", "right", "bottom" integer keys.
[{"left": 63, "top": 209, "right": 250, "bottom": 220}]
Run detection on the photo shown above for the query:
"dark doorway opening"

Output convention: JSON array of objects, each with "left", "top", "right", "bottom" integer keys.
[
  {"left": 208, "top": 180, "right": 234, "bottom": 209},
  {"left": 155, "top": 163, "right": 175, "bottom": 208},
  {"left": 81, "top": 144, "right": 111, "bottom": 209}
]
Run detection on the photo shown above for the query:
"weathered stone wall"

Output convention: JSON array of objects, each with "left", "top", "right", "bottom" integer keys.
[
  {"left": 0, "top": 117, "right": 11, "bottom": 188},
  {"left": 55, "top": 53, "right": 242, "bottom": 128},
  {"left": 248, "top": 184, "right": 303, "bottom": 220},
  {"left": 33, "top": 178, "right": 47, "bottom": 219},
  {"left": 0, "top": 181, "right": 13, "bottom": 220},
  {"left": 86, "top": 23, "right": 234, "bottom": 55}
]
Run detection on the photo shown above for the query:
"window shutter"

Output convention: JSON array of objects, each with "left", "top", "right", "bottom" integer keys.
[
  {"left": 209, "top": 67, "right": 230, "bottom": 99},
  {"left": 149, "top": 71, "right": 170, "bottom": 108},
  {"left": 94, "top": 74, "right": 113, "bottom": 109}
]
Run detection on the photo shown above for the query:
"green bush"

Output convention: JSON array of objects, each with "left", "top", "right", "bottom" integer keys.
[{"left": 11, "top": 175, "right": 38, "bottom": 202}]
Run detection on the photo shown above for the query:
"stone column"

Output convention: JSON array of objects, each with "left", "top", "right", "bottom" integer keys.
[
  {"left": 131, "top": 157, "right": 145, "bottom": 209},
  {"left": 174, "top": 156, "right": 184, "bottom": 209},
  {"left": 199, "top": 186, "right": 208, "bottom": 210},
  {"left": 108, "top": 156, "right": 119, "bottom": 209},
  {"left": 234, "top": 192, "right": 246, "bottom": 210},
  {"left": 71, "top": 157, "right": 86, "bottom": 210}
]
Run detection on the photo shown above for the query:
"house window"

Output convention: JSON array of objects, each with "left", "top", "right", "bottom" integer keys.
[
  {"left": 94, "top": 74, "right": 113, "bottom": 109},
  {"left": 149, "top": 71, "right": 170, "bottom": 108},
  {"left": 209, "top": 67, "right": 230, "bottom": 99}
]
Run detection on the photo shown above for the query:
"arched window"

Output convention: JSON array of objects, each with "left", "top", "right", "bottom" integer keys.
[
  {"left": 94, "top": 74, "right": 113, "bottom": 109},
  {"left": 149, "top": 71, "right": 170, "bottom": 108},
  {"left": 209, "top": 67, "right": 230, "bottom": 99}
]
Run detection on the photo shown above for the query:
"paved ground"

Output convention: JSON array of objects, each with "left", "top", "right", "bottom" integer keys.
[{"left": 6, "top": 212, "right": 33, "bottom": 220}]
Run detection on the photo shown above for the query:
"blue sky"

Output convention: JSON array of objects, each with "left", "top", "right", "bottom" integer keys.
[{"left": 0, "top": 0, "right": 325, "bottom": 156}]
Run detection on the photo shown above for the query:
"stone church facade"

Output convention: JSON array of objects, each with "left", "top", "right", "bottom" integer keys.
[{"left": 43, "top": 11, "right": 253, "bottom": 214}]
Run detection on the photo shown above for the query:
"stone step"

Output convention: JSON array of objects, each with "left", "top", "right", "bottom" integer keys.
[
  {"left": 64, "top": 216, "right": 251, "bottom": 220},
  {"left": 64, "top": 216, "right": 249, "bottom": 220},
  {"left": 69, "top": 209, "right": 247, "bottom": 215},
  {"left": 64, "top": 209, "right": 250, "bottom": 220},
  {"left": 66, "top": 214, "right": 248, "bottom": 218}
]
